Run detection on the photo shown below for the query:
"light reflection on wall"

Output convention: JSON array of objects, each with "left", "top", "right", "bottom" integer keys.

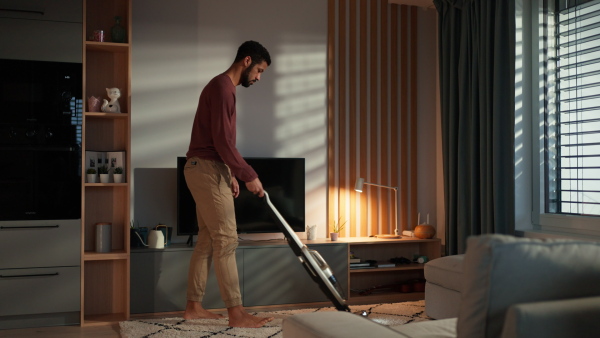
[{"left": 272, "top": 44, "right": 328, "bottom": 236}]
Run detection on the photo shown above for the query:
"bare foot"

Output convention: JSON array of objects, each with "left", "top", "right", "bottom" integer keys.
[
  {"left": 183, "top": 300, "right": 224, "bottom": 320},
  {"left": 227, "top": 305, "right": 274, "bottom": 328}
]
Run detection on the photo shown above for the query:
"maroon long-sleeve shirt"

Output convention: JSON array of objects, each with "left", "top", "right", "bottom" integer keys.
[{"left": 186, "top": 73, "right": 258, "bottom": 182}]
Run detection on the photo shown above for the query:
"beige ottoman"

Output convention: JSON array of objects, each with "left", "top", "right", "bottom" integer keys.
[{"left": 424, "top": 254, "right": 464, "bottom": 319}]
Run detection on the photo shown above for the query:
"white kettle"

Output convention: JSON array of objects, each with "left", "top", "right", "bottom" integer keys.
[{"left": 148, "top": 225, "right": 167, "bottom": 249}]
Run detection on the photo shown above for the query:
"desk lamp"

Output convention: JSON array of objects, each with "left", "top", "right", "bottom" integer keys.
[{"left": 354, "top": 178, "right": 400, "bottom": 239}]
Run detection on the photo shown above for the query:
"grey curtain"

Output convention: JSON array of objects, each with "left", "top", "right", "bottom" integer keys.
[{"left": 434, "top": 0, "right": 516, "bottom": 255}]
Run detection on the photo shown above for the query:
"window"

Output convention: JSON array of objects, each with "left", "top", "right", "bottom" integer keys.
[{"left": 547, "top": 0, "right": 600, "bottom": 216}]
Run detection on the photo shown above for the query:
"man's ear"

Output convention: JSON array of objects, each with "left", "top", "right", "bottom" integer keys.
[{"left": 244, "top": 56, "right": 252, "bottom": 67}]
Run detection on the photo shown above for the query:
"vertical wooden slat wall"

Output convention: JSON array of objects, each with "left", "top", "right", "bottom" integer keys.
[{"left": 328, "top": 0, "right": 418, "bottom": 238}]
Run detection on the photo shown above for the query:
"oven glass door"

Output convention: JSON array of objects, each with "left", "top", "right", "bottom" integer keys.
[{"left": 0, "top": 142, "right": 81, "bottom": 220}]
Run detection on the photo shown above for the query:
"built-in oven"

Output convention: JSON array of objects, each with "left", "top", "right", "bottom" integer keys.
[{"left": 0, "top": 58, "right": 82, "bottom": 220}]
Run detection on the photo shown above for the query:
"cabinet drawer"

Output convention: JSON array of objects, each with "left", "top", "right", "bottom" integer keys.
[
  {"left": 242, "top": 244, "right": 348, "bottom": 307},
  {"left": 0, "top": 220, "right": 80, "bottom": 269},
  {"left": 131, "top": 249, "right": 244, "bottom": 313},
  {"left": 0, "top": 0, "right": 82, "bottom": 22},
  {"left": 0, "top": 18, "right": 82, "bottom": 62},
  {"left": 0, "top": 266, "right": 80, "bottom": 316}
]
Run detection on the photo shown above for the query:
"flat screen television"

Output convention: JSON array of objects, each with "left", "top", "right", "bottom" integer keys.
[{"left": 177, "top": 157, "right": 305, "bottom": 239}]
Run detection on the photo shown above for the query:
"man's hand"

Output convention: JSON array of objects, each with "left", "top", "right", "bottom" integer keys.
[
  {"left": 245, "top": 178, "right": 264, "bottom": 197},
  {"left": 231, "top": 177, "right": 240, "bottom": 198}
]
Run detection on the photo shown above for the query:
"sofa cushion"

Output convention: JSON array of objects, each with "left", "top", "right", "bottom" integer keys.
[
  {"left": 425, "top": 282, "right": 462, "bottom": 319},
  {"left": 457, "top": 234, "right": 600, "bottom": 338},
  {"left": 500, "top": 295, "right": 600, "bottom": 338},
  {"left": 282, "top": 311, "right": 457, "bottom": 338},
  {"left": 282, "top": 311, "right": 411, "bottom": 338},
  {"left": 424, "top": 255, "right": 464, "bottom": 292},
  {"left": 391, "top": 318, "right": 457, "bottom": 337}
]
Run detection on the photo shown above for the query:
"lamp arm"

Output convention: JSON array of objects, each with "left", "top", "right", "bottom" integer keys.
[
  {"left": 356, "top": 180, "right": 400, "bottom": 236},
  {"left": 363, "top": 182, "right": 398, "bottom": 191}
]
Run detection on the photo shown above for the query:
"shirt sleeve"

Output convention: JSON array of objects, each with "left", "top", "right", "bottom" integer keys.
[{"left": 209, "top": 80, "right": 258, "bottom": 182}]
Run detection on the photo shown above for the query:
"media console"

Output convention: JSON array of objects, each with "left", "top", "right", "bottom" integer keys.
[
  {"left": 130, "top": 237, "right": 441, "bottom": 314},
  {"left": 131, "top": 240, "right": 347, "bottom": 313}
]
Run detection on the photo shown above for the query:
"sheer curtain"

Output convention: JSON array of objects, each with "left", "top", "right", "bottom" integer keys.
[{"left": 434, "top": 0, "right": 516, "bottom": 254}]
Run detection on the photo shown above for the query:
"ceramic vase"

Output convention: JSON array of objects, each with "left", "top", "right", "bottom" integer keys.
[
  {"left": 87, "top": 173, "right": 96, "bottom": 183},
  {"left": 306, "top": 225, "right": 317, "bottom": 240},
  {"left": 99, "top": 174, "right": 110, "bottom": 183},
  {"left": 111, "top": 16, "right": 126, "bottom": 43},
  {"left": 87, "top": 96, "right": 101, "bottom": 112}
]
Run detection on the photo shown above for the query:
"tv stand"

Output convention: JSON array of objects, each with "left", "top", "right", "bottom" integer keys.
[
  {"left": 130, "top": 239, "right": 348, "bottom": 313},
  {"left": 130, "top": 237, "right": 441, "bottom": 314},
  {"left": 186, "top": 234, "right": 195, "bottom": 246}
]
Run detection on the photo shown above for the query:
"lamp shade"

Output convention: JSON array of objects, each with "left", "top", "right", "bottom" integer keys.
[{"left": 354, "top": 178, "right": 364, "bottom": 192}]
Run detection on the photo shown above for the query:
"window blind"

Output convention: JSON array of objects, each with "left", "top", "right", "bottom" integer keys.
[{"left": 553, "top": 0, "right": 600, "bottom": 215}]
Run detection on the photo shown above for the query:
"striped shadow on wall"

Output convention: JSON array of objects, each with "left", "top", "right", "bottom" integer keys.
[{"left": 327, "top": 0, "right": 419, "bottom": 238}]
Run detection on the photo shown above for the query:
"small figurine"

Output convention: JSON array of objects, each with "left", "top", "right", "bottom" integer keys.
[{"left": 101, "top": 87, "right": 121, "bottom": 113}]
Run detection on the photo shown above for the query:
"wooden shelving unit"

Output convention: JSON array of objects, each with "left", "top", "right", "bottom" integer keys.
[
  {"left": 338, "top": 237, "right": 441, "bottom": 305},
  {"left": 81, "top": 0, "right": 131, "bottom": 326}
]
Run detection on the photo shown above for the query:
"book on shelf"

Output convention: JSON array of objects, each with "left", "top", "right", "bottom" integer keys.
[
  {"left": 349, "top": 258, "right": 361, "bottom": 263},
  {"left": 377, "top": 263, "right": 396, "bottom": 268},
  {"left": 350, "top": 265, "right": 376, "bottom": 269}
]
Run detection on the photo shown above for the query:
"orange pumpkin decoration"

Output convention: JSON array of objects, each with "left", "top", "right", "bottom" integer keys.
[{"left": 414, "top": 224, "right": 436, "bottom": 239}]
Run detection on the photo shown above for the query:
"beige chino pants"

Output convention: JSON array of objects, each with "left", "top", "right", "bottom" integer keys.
[{"left": 184, "top": 157, "right": 242, "bottom": 308}]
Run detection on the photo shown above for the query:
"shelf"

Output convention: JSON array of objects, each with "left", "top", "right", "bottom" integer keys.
[
  {"left": 82, "top": 259, "right": 129, "bottom": 325},
  {"left": 84, "top": 118, "right": 129, "bottom": 150},
  {"left": 85, "top": 112, "right": 129, "bottom": 119},
  {"left": 85, "top": 182, "right": 128, "bottom": 187},
  {"left": 84, "top": 251, "right": 128, "bottom": 261},
  {"left": 81, "top": 0, "right": 131, "bottom": 326},
  {"left": 338, "top": 236, "right": 438, "bottom": 244},
  {"left": 345, "top": 237, "right": 440, "bottom": 304},
  {"left": 349, "top": 264, "right": 425, "bottom": 273},
  {"left": 348, "top": 291, "right": 425, "bottom": 305},
  {"left": 85, "top": 41, "right": 129, "bottom": 53}
]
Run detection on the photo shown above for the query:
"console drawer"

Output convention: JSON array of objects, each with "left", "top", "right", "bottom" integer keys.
[
  {"left": 0, "top": 266, "right": 80, "bottom": 316},
  {"left": 0, "top": 219, "right": 80, "bottom": 269}
]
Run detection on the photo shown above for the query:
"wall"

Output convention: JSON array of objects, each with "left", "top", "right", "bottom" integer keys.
[{"left": 131, "top": 0, "right": 328, "bottom": 242}]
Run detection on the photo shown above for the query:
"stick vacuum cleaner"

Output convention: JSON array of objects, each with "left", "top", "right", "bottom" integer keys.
[{"left": 262, "top": 191, "right": 353, "bottom": 313}]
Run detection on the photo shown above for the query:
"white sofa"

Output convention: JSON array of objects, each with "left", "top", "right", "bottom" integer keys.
[
  {"left": 424, "top": 254, "right": 464, "bottom": 319},
  {"left": 282, "top": 234, "right": 600, "bottom": 338}
]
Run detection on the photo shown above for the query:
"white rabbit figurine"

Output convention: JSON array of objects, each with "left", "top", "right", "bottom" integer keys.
[{"left": 101, "top": 87, "right": 121, "bottom": 113}]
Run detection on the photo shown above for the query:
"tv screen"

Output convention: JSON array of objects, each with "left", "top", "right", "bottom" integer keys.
[{"left": 177, "top": 157, "right": 305, "bottom": 237}]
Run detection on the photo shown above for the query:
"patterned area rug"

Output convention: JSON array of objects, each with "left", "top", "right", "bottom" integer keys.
[{"left": 120, "top": 300, "right": 430, "bottom": 338}]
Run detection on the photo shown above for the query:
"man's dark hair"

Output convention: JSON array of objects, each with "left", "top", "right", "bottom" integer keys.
[{"left": 234, "top": 40, "right": 271, "bottom": 66}]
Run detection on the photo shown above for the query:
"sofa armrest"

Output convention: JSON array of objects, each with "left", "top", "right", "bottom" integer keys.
[
  {"left": 282, "top": 311, "right": 410, "bottom": 338},
  {"left": 501, "top": 296, "right": 600, "bottom": 338}
]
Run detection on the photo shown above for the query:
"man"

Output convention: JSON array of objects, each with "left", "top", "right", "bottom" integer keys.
[{"left": 183, "top": 41, "right": 273, "bottom": 328}]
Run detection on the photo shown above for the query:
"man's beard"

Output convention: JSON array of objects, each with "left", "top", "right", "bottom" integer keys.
[{"left": 240, "top": 65, "right": 253, "bottom": 88}]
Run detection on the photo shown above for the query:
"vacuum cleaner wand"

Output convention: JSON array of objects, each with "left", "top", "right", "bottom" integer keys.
[{"left": 262, "top": 190, "right": 352, "bottom": 312}]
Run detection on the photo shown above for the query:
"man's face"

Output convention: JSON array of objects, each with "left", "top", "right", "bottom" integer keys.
[{"left": 241, "top": 60, "right": 268, "bottom": 88}]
